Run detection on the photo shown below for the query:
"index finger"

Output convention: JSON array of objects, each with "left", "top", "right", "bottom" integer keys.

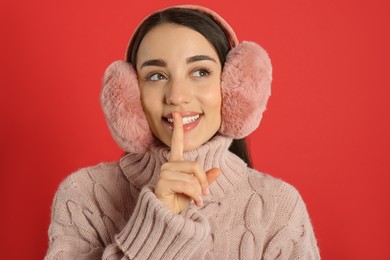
[{"left": 169, "top": 112, "right": 184, "bottom": 161}]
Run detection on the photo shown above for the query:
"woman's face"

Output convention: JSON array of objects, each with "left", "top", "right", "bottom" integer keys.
[{"left": 136, "top": 23, "right": 222, "bottom": 151}]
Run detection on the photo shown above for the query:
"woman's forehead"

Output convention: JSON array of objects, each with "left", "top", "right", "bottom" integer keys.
[{"left": 136, "top": 23, "right": 219, "bottom": 64}]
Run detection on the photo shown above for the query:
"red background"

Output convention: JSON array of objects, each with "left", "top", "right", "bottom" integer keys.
[{"left": 1, "top": 0, "right": 389, "bottom": 259}]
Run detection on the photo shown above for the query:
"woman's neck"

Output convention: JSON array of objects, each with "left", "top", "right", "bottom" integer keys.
[{"left": 120, "top": 135, "right": 248, "bottom": 198}]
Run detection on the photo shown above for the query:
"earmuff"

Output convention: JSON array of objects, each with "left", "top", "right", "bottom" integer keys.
[{"left": 100, "top": 5, "right": 272, "bottom": 153}]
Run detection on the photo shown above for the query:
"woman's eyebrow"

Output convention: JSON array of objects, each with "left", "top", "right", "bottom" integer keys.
[
  {"left": 186, "top": 55, "right": 217, "bottom": 64},
  {"left": 140, "top": 59, "right": 167, "bottom": 68}
]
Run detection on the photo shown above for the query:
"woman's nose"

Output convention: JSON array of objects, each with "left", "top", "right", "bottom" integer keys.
[{"left": 165, "top": 77, "right": 193, "bottom": 105}]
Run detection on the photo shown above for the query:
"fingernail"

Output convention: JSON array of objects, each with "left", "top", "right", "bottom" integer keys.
[
  {"left": 205, "top": 186, "right": 210, "bottom": 195},
  {"left": 198, "top": 196, "right": 204, "bottom": 207}
]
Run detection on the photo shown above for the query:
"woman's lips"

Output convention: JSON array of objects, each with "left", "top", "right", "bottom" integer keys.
[{"left": 163, "top": 112, "right": 203, "bottom": 131}]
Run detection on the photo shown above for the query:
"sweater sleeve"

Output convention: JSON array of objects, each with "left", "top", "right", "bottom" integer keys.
[
  {"left": 45, "top": 170, "right": 210, "bottom": 260},
  {"left": 113, "top": 186, "right": 210, "bottom": 259},
  {"left": 263, "top": 183, "right": 321, "bottom": 260}
]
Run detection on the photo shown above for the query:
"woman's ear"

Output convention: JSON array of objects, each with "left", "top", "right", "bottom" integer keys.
[
  {"left": 100, "top": 61, "right": 154, "bottom": 153},
  {"left": 219, "top": 41, "right": 272, "bottom": 138}
]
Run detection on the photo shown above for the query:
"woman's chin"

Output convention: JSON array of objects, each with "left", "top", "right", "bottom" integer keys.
[
  {"left": 182, "top": 133, "right": 218, "bottom": 152},
  {"left": 182, "top": 142, "right": 201, "bottom": 152}
]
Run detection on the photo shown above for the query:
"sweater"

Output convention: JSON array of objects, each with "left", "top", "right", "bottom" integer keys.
[{"left": 45, "top": 135, "right": 320, "bottom": 259}]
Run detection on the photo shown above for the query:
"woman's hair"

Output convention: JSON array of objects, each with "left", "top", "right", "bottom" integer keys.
[
  {"left": 127, "top": 8, "right": 230, "bottom": 66},
  {"left": 127, "top": 7, "right": 252, "bottom": 167}
]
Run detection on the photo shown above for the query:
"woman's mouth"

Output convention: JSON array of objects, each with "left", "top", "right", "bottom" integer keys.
[
  {"left": 163, "top": 112, "right": 202, "bottom": 131},
  {"left": 166, "top": 114, "right": 200, "bottom": 124}
]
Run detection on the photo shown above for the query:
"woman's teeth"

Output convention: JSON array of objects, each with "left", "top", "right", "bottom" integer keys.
[{"left": 167, "top": 114, "right": 200, "bottom": 125}]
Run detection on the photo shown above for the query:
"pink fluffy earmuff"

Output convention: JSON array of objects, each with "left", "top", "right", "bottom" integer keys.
[{"left": 100, "top": 5, "right": 272, "bottom": 153}]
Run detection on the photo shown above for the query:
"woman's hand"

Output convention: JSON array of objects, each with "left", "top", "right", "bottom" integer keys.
[{"left": 154, "top": 112, "right": 221, "bottom": 214}]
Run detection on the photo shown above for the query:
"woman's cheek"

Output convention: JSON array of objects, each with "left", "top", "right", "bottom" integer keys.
[
  {"left": 200, "top": 86, "right": 222, "bottom": 109},
  {"left": 140, "top": 88, "right": 156, "bottom": 122}
]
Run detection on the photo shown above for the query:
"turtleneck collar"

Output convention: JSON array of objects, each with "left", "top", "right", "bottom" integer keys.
[{"left": 119, "top": 135, "right": 248, "bottom": 199}]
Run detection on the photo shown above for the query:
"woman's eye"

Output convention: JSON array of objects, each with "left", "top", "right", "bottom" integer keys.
[
  {"left": 147, "top": 73, "right": 166, "bottom": 81},
  {"left": 192, "top": 68, "right": 210, "bottom": 77}
]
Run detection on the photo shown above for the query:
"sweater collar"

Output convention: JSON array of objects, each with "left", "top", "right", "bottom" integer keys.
[{"left": 119, "top": 135, "right": 248, "bottom": 199}]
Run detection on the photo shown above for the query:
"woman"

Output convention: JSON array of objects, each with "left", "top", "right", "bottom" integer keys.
[{"left": 46, "top": 5, "right": 320, "bottom": 259}]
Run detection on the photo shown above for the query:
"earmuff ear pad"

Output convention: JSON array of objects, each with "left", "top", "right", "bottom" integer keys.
[
  {"left": 100, "top": 61, "right": 154, "bottom": 153},
  {"left": 100, "top": 41, "right": 272, "bottom": 153},
  {"left": 219, "top": 41, "right": 272, "bottom": 138}
]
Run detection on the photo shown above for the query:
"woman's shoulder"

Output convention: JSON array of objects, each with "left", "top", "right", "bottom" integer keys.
[
  {"left": 52, "top": 161, "right": 129, "bottom": 208},
  {"left": 244, "top": 168, "right": 306, "bottom": 211},
  {"left": 236, "top": 168, "right": 314, "bottom": 239},
  {"left": 242, "top": 169, "right": 320, "bottom": 258},
  {"left": 246, "top": 168, "right": 297, "bottom": 192},
  {"left": 48, "top": 161, "right": 136, "bottom": 241},
  {"left": 57, "top": 161, "right": 123, "bottom": 190}
]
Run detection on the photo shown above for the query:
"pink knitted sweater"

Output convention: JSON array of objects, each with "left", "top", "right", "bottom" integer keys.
[{"left": 46, "top": 135, "right": 320, "bottom": 259}]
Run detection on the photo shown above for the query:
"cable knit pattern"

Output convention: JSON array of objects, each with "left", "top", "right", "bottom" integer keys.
[{"left": 46, "top": 135, "right": 320, "bottom": 259}]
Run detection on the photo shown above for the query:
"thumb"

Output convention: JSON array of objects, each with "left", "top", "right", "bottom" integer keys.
[{"left": 206, "top": 168, "right": 221, "bottom": 184}]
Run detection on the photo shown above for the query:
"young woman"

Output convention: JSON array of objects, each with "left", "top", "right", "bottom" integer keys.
[{"left": 46, "top": 5, "right": 320, "bottom": 259}]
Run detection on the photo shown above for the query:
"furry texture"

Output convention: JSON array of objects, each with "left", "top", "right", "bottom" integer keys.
[
  {"left": 100, "top": 61, "right": 154, "bottom": 153},
  {"left": 219, "top": 41, "right": 272, "bottom": 138}
]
